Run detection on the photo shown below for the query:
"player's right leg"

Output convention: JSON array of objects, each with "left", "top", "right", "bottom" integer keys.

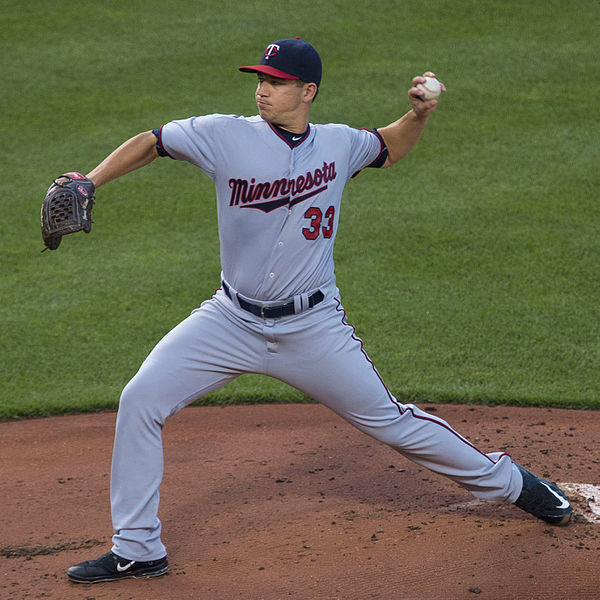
[
  {"left": 68, "top": 293, "right": 265, "bottom": 583},
  {"left": 266, "top": 296, "right": 571, "bottom": 523}
]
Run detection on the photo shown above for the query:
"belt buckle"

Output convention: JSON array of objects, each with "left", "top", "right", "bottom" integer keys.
[{"left": 261, "top": 305, "right": 269, "bottom": 318}]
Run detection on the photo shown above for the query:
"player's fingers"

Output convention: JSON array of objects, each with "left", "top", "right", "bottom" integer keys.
[
  {"left": 412, "top": 72, "right": 435, "bottom": 85},
  {"left": 412, "top": 73, "right": 447, "bottom": 94},
  {"left": 409, "top": 86, "right": 425, "bottom": 101}
]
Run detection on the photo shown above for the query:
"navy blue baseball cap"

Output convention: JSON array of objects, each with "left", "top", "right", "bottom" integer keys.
[{"left": 239, "top": 37, "right": 322, "bottom": 87}]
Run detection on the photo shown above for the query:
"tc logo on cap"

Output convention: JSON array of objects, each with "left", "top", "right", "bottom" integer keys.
[{"left": 264, "top": 44, "right": 280, "bottom": 59}]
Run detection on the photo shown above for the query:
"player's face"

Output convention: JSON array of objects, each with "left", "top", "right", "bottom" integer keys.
[{"left": 255, "top": 74, "right": 307, "bottom": 130}]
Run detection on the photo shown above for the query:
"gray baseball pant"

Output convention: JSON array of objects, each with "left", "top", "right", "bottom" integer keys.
[{"left": 110, "top": 290, "right": 522, "bottom": 561}]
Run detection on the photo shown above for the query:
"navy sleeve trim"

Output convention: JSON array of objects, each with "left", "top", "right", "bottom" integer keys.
[
  {"left": 152, "top": 126, "right": 174, "bottom": 158},
  {"left": 365, "top": 128, "right": 388, "bottom": 168},
  {"left": 351, "top": 128, "right": 389, "bottom": 178}
]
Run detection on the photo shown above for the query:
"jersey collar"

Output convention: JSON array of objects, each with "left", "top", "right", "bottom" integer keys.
[{"left": 267, "top": 122, "right": 311, "bottom": 149}]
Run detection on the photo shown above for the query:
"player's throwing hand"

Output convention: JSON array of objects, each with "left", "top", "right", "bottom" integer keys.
[{"left": 409, "top": 71, "right": 446, "bottom": 118}]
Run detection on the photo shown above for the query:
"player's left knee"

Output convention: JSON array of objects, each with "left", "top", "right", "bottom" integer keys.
[{"left": 118, "top": 377, "right": 163, "bottom": 422}]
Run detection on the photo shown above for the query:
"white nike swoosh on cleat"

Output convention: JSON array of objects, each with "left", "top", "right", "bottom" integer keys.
[
  {"left": 540, "top": 482, "right": 570, "bottom": 509},
  {"left": 116, "top": 560, "right": 136, "bottom": 572}
]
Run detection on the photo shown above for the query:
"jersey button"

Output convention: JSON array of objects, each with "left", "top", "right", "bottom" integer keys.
[
  {"left": 278, "top": 241, "right": 284, "bottom": 246},
  {"left": 269, "top": 272, "right": 275, "bottom": 278}
]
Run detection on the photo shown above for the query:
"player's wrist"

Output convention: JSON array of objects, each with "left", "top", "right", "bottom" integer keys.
[
  {"left": 86, "top": 174, "right": 99, "bottom": 188},
  {"left": 410, "top": 106, "right": 431, "bottom": 121}
]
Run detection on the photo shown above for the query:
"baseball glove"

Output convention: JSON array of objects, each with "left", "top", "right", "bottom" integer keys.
[{"left": 41, "top": 172, "right": 95, "bottom": 251}]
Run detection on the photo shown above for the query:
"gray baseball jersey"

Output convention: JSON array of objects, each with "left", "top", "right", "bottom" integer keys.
[
  {"left": 157, "top": 114, "right": 385, "bottom": 300},
  {"left": 109, "top": 113, "right": 523, "bottom": 562}
]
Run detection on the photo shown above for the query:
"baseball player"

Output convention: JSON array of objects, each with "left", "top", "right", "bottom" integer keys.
[{"left": 64, "top": 38, "right": 572, "bottom": 584}]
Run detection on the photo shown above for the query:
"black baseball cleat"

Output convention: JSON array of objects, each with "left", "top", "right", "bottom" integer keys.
[
  {"left": 67, "top": 551, "right": 169, "bottom": 583},
  {"left": 513, "top": 463, "right": 572, "bottom": 525}
]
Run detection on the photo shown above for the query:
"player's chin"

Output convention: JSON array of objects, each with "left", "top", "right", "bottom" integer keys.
[
  {"left": 257, "top": 101, "right": 272, "bottom": 114},
  {"left": 258, "top": 109, "right": 276, "bottom": 123}
]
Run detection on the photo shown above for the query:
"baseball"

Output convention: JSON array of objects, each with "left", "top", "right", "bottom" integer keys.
[{"left": 417, "top": 76, "right": 442, "bottom": 100}]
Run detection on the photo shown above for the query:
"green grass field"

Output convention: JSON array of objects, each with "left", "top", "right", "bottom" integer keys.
[{"left": 1, "top": 0, "right": 598, "bottom": 418}]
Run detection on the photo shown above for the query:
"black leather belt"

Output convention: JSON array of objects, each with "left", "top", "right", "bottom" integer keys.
[{"left": 222, "top": 281, "right": 324, "bottom": 319}]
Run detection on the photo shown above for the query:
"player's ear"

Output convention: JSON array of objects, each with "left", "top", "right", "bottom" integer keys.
[{"left": 304, "top": 82, "right": 318, "bottom": 103}]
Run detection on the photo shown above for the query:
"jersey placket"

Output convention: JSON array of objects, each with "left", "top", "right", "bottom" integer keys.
[{"left": 261, "top": 145, "right": 298, "bottom": 295}]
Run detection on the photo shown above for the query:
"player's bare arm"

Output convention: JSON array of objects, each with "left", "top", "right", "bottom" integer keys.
[
  {"left": 40, "top": 131, "right": 158, "bottom": 251},
  {"left": 86, "top": 131, "right": 158, "bottom": 188},
  {"left": 378, "top": 73, "right": 445, "bottom": 167}
]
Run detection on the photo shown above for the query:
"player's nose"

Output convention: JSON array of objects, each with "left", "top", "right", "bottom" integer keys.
[{"left": 256, "top": 81, "right": 269, "bottom": 96}]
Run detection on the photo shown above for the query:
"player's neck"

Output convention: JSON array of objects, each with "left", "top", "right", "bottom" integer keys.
[
  {"left": 270, "top": 118, "right": 309, "bottom": 135},
  {"left": 268, "top": 106, "right": 311, "bottom": 134},
  {"left": 275, "top": 122, "right": 309, "bottom": 135}
]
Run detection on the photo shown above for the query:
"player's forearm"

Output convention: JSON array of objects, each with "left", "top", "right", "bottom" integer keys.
[
  {"left": 377, "top": 109, "right": 430, "bottom": 166},
  {"left": 87, "top": 131, "right": 158, "bottom": 188}
]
